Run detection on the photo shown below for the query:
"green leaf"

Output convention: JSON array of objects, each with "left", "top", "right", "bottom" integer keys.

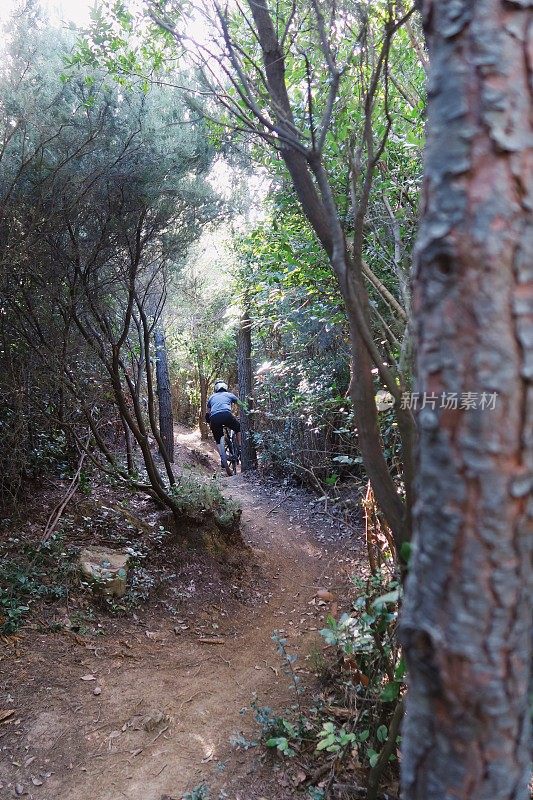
[
  {"left": 372, "top": 588, "right": 401, "bottom": 608},
  {"left": 394, "top": 657, "right": 406, "bottom": 681},
  {"left": 400, "top": 541, "right": 412, "bottom": 563},
  {"left": 377, "top": 724, "right": 388, "bottom": 743},
  {"left": 380, "top": 682, "right": 400, "bottom": 702},
  {"left": 316, "top": 734, "right": 336, "bottom": 751},
  {"left": 266, "top": 736, "right": 295, "bottom": 756}
]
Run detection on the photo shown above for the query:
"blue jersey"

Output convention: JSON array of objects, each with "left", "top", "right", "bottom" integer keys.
[{"left": 207, "top": 391, "right": 239, "bottom": 416}]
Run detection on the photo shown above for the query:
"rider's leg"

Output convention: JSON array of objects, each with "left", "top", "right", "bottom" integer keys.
[
  {"left": 232, "top": 415, "right": 241, "bottom": 453},
  {"left": 210, "top": 416, "right": 228, "bottom": 469}
]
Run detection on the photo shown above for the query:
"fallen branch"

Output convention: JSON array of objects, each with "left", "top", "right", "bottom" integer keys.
[
  {"left": 198, "top": 637, "right": 226, "bottom": 645},
  {"left": 41, "top": 442, "right": 88, "bottom": 545},
  {"left": 266, "top": 493, "right": 290, "bottom": 514}
]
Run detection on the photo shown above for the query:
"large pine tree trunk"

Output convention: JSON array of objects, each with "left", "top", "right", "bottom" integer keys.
[
  {"left": 154, "top": 326, "right": 174, "bottom": 463},
  {"left": 237, "top": 311, "right": 257, "bottom": 471},
  {"left": 400, "top": 3, "right": 532, "bottom": 799}
]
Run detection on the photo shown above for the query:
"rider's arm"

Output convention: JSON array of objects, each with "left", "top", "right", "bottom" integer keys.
[{"left": 229, "top": 393, "right": 242, "bottom": 410}]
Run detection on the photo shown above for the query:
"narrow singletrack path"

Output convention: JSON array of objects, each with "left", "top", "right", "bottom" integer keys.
[{"left": 0, "top": 429, "right": 361, "bottom": 800}]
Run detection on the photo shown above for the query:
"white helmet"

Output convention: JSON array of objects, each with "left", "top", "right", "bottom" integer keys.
[{"left": 214, "top": 379, "right": 228, "bottom": 392}]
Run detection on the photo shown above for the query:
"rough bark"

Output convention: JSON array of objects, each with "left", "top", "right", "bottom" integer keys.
[
  {"left": 154, "top": 326, "right": 174, "bottom": 463},
  {"left": 237, "top": 311, "right": 257, "bottom": 471},
  {"left": 121, "top": 412, "right": 134, "bottom": 474},
  {"left": 198, "top": 370, "right": 209, "bottom": 440},
  {"left": 138, "top": 306, "right": 175, "bottom": 482},
  {"left": 400, "top": 2, "right": 532, "bottom": 799}
]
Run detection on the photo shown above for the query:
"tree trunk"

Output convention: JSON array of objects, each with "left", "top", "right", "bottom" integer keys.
[
  {"left": 400, "top": 3, "right": 532, "bottom": 799},
  {"left": 199, "top": 370, "right": 209, "bottom": 440},
  {"left": 121, "top": 412, "right": 134, "bottom": 475},
  {"left": 237, "top": 311, "right": 257, "bottom": 471},
  {"left": 154, "top": 326, "right": 174, "bottom": 463},
  {"left": 245, "top": 0, "right": 415, "bottom": 548}
]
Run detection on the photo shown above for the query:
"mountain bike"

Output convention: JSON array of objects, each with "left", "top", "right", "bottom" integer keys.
[{"left": 223, "top": 426, "right": 240, "bottom": 475}]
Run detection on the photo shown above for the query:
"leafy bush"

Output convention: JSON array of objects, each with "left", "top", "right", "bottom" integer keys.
[
  {"left": 0, "top": 597, "right": 30, "bottom": 634},
  {"left": 0, "top": 532, "right": 77, "bottom": 634},
  {"left": 247, "top": 574, "right": 404, "bottom": 797},
  {"left": 319, "top": 570, "right": 404, "bottom": 770},
  {"left": 170, "top": 475, "right": 241, "bottom": 531}
]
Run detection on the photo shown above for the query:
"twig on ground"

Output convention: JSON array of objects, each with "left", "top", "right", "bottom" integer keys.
[
  {"left": 198, "top": 637, "right": 226, "bottom": 644},
  {"left": 178, "top": 690, "right": 204, "bottom": 711},
  {"left": 40, "top": 443, "right": 89, "bottom": 545},
  {"left": 266, "top": 493, "right": 290, "bottom": 514},
  {"left": 129, "top": 724, "right": 170, "bottom": 761}
]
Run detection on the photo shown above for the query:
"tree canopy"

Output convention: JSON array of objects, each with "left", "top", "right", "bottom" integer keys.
[{"left": 0, "top": 2, "right": 530, "bottom": 799}]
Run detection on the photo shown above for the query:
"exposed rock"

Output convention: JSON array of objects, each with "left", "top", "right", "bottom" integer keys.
[{"left": 79, "top": 546, "right": 129, "bottom": 597}]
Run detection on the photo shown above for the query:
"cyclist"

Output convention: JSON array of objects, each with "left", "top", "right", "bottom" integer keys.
[{"left": 205, "top": 379, "right": 242, "bottom": 476}]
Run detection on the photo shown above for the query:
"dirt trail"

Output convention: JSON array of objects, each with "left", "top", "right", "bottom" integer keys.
[{"left": 0, "top": 430, "right": 360, "bottom": 800}]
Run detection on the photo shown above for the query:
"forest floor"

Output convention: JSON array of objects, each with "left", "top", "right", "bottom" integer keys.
[{"left": 0, "top": 426, "right": 365, "bottom": 800}]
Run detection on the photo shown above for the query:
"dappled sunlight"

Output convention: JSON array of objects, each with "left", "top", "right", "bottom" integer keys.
[
  {"left": 0, "top": 0, "right": 527, "bottom": 798},
  {"left": 175, "top": 428, "right": 201, "bottom": 443},
  {"left": 191, "top": 732, "right": 217, "bottom": 762}
]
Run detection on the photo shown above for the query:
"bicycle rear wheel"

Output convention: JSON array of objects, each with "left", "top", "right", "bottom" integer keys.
[{"left": 224, "top": 430, "right": 238, "bottom": 474}]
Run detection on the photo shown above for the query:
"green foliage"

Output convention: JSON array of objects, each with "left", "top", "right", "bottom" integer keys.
[
  {"left": 253, "top": 704, "right": 310, "bottom": 759},
  {"left": 182, "top": 785, "right": 210, "bottom": 800},
  {"left": 319, "top": 569, "right": 404, "bottom": 769},
  {"left": 0, "top": 598, "right": 30, "bottom": 635},
  {"left": 252, "top": 700, "right": 304, "bottom": 758},
  {"left": 235, "top": 196, "right": 359, "bottom": 483},
  {"left": 216, "top": 0, "right": 425, "bottom": 488},
  {"left": 249, "top": 637, "right": 316, "bottom": 760},
  {"left": 170, "top": 475, "right": 241, "bottom": 530},
  {"left": 265, "top": 734, "right": 296, "bottom": 758},
  {"left": 74, "top": 0, "right": 425, "bottom": 495},
  {"left": 0, "top": 533, "right": 77, "bottom": 634},
  {"left": 248, "top": 598, "right": 403, "bottom": 786},
  {"left": 320, "top": 573, "right": 401, "bottom": 657},
  {"left": 168, "top": 269, "right": 238, "bottom": 428},
  {"left": 234, "top": 183, "right": 411, "bottom": 487},
  {"left": 0, "top": 6, "right": 220, "bottom": 510},
  {"left": 316, "top": 721, "right": 356, "bottom": 753}
]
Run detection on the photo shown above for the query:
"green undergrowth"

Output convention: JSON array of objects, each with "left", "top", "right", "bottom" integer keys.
[
  {"left": 0, "top": 473, "right": 242, "bottom": 635},
  {"left": 237, "top": 569, "right": 404, "bottom": 797},
  {"left": 170, "top": 474, "right": 241, "bottom": 532},
  {"left": 0, "top": 532, "right": 78, "bottom": 634}
]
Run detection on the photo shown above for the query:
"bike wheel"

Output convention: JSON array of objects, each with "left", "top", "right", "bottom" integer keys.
[{"left": 225, "top": 432, "right": 238, "bottom": 474}]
